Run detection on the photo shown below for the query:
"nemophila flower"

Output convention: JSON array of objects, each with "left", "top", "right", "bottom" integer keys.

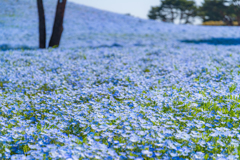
[
  {"left": 194, "top": 152, "right": 205, "bottom": 159},
  {"left": 10, "top": 154, "right": 28, "bottom": 160},
  {"left": 1, "top": 1, "right": 240, "bottom": 159},
  {"left": 141, "top": 149, "right": 153, "bottom": 156}
]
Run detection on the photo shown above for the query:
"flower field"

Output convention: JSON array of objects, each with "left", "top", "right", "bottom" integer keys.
[{"left": 1, "top": 0, "right": 240, "bottom": 160}]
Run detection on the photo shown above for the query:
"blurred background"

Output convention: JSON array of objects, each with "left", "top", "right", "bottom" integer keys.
[
  {"left": 1, "top": 0, "right": 239, "bottom": 50},
  {"left": 69, "top": 0, "right": 240, "bottom": 26}
]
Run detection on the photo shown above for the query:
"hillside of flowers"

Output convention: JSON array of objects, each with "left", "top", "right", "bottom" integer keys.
[{"left": 1, "top": 0, "right": 240, "bottom": 160}]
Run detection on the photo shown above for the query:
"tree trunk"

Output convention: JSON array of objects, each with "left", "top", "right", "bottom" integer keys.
[
  {"left": 170, "top": 7, "right": 174, "bottom": 23},
  {"left": 185, "top": 15, "right": 190, "bottom": 24},
  {"left": 37, "top": 0, "right": 46, "bottom": 48},
  {"left": 237, "top": 16, "right": 240, "bottom": 26},
  {"left": 49, "top": 0, "right": 67, "bottom": 48},
  {"left": 179, "top": 11, "right": 183, "bottom": 24},
  {"left": 237, "top": 10, "right": 240, "bottom": 26}
]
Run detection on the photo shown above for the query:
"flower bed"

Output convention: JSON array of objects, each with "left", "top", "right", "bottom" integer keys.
[
  {"left": 0, "top": 43, "right": 240, "bottom": 159},
  {"left": 1, "top": 0, "right": 240, "bottom": 159}
]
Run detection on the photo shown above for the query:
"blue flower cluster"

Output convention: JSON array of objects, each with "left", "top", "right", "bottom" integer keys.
[
  {"left": 0, "top": 43, "right": 240, "bottom": 159},
  {"left": 1, "top": 0, "right": 240, "bottom": 160}
]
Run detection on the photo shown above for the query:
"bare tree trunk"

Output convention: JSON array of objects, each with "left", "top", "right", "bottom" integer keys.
[
  {"left": 237, "top": 10, "right": 240, "bottom": 26},
  {"left": 170, "top": 7, "right": 174, "bottom": 23},
  {"left": 49, "top": 0, "right": 67, "bottom": 48},
  {"left": 37, "top": 0, "right": 46, "bottom": 48},
  {"left": 237, "top": 16, "right": 240, "bottom": 26}
]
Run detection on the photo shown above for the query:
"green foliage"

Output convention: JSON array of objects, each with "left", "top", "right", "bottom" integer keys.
[
  {"left": 52, "top": 45, "right": 59, "bottom": 48},
  {"left": 143, "top": 68, "right": 150, "bottom": 73},
  {"left": 229, "top": 83, "right": 237, "bottom": 93},
  {"left": 149, "top": 0, "right": 240, "bottom": 25},
  {"left": 148, "top": 0, "right": 197, "bottom": 24},
  {"left": 199, "top": 0, "right": 240, "bottom": 25},
  {"left": 198, "top": 0, "right": 228, "bottom": 22}
]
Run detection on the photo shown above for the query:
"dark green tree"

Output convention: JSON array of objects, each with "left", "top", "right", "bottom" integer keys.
[
  {"left": 179, "top": 0, "right": 197, "bottom": 24},
  {"left": 198, "top": 0, "right": 227, "bottom": 22},
  {"left": 226, "top": 0, "right": 240, "bottom": 25},
  {"left": 148, "top": 0, "right": 197, "bottom": 24},
  {"left": 148, "top": 6, "right": 161, "bottom": 20},
  {"left": 198, "top": 0, "right": 240, "bottom": 25}
]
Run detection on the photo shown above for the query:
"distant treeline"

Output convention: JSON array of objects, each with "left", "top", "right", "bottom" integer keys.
[{"left": 148, "top": 0, "right": 240, "bottom": 26}]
